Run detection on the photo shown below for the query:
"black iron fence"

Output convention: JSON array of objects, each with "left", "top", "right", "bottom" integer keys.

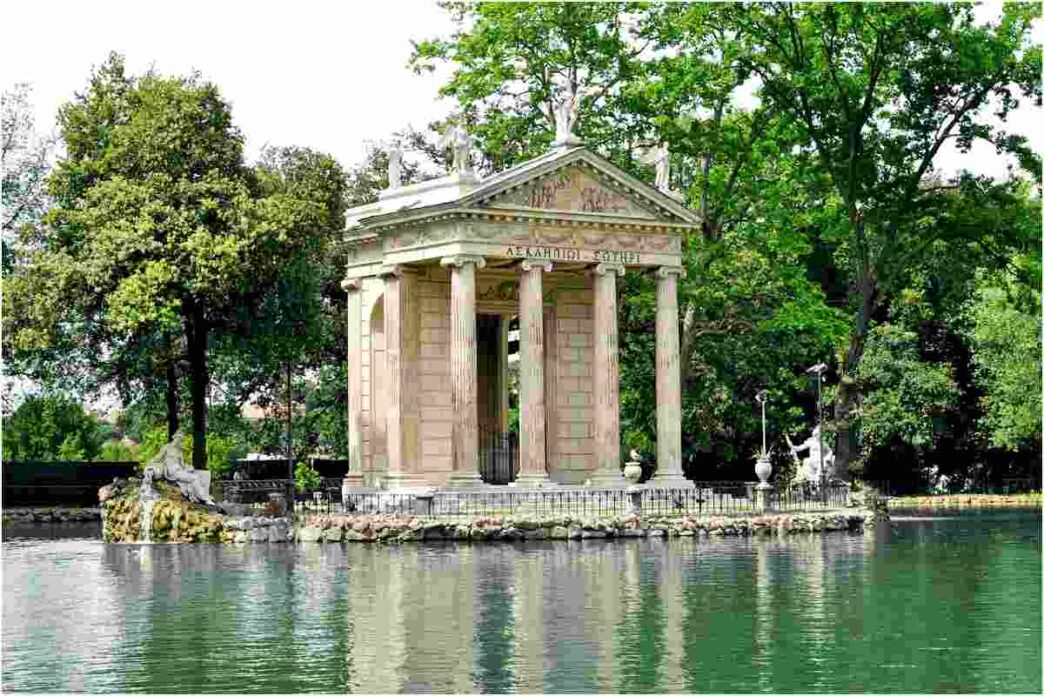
[
  {"left": 215, "top": 477, "right": 344, "bottom": 505},
  {"left": 338, "top": 481, "right": 851, "bottom": 519}
]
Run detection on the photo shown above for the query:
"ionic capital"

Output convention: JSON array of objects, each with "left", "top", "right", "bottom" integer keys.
[
  {"left": 341, "top": 277, "right": 362, "bottom": 293},
  {"left": 655, "top": 265, "right": 686, "bottom": 279},
  {"left": 440, "top": 254, "right": 487, "bottom": 270},
  {"left": 519, "top": 259, "right": 553, "bottom": 273},
  {"left": 590, "top": 262, "right": 626, "bottom": 277},
  {"left": 378, "top": 263, "right": 413, "bottom": 279}
]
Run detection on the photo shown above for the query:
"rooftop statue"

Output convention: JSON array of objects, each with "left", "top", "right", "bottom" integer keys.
[
  {"left": 387, "top": 143, "right": 403, "bottom": 189},
  {"left": 641, "top": 143, "right": 671, "bottom": 192},
  {"left": 439, "top": 125, "right": 474, "bottom": 175},
  {"left": 550, "top": 81, "right": 584, "bottom": 148}
]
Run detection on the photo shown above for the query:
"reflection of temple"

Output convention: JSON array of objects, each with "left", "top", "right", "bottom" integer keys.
[{"left": 341, "top": 144, "right": 699, "bottom": 488}]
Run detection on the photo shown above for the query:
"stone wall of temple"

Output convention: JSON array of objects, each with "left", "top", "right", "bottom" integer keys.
[
  {"left": 417, "top": 279, "right": 454, "bottom": 484},
  {"left": 549, "top": 284, "right": 595, "bottom": 484}
]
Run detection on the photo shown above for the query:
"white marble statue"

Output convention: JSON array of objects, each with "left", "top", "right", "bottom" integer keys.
[
  {"left": 387, "top": 143, "right": 403, "bottom": 188},
  {"left": 786, "top": 426, "right": 834, "bottom": 485},
  {"left": 140, "top": 432, "right": 216, "bottom": 506},
  {"left": 653, "top": 143, "right": 670, "bottom": 192},
  {"left": 439, "top": 125, "right": 473, "bottom": 174},
  {"left": 551, "top": 82, "right": 584, "bottom": 146}
]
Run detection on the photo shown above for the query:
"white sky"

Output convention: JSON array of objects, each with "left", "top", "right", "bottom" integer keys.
[
  {"left": 2, "top": 0, "right": 458, "bottom": 169},
  {"left": 3, "top": 0, "right": 1039, "bottom": 179}
]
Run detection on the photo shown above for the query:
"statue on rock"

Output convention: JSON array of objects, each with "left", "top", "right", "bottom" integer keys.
[
  {"left": 140, "top": 432, "right": 216, "bottom": 506},
  {"left": 439, "top": 124, "right": 474, "bottom": 175},
  {"left": 786, "top": 426, "right": 835, "bottom": 486}
]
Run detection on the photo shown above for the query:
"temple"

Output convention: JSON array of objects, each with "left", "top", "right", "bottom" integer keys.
[{"left": 340, "top": 143, "right": 698, "bottom": 489}]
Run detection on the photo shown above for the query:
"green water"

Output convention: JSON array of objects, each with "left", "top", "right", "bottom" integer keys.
[{"left": 3, "top": 509, "right": 1040, "bottom": 693}]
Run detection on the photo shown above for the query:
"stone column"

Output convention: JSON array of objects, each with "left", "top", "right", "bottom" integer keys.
[
  {"left": 651, "top": 266, "right": 691, "bottom": 487},
  {"left": 382, "top": 265, "right": 425, "bottom": 489},
  {"left": 343, "top": 278, "right": 365, "bottom": 489},
  {"left": 441, "top": 254, "right": 486, "bottom": 487},
  {"left": 587, "top": 262, "right": 626, "bottom": 487},
  {"left": 514, "top": 260, "right": 552, "bottom": 487}
]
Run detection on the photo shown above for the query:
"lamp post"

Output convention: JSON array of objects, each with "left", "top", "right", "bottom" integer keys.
[
  {"left": 806, "top": 363, "right": 827, "bottom": 499},
  {"left": 755, "top": 390, "right": 768, "bottom": 456},
  {"left": 753, "top": 390, "right": 772, "bottom": 509}
]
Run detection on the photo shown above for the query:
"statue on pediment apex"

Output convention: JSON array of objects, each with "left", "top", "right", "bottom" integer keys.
[{"left": 439, "top": 124, "right": 474, "bottom": 174}]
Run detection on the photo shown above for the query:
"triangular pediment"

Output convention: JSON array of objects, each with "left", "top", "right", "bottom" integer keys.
[
  {"left": 480, "top": 165, "right": 658, "bottom": 219},
  {"left": 465, "top": 147, "right": 699, "bottom": 225}
]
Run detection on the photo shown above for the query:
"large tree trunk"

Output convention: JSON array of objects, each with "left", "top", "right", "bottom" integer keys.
[
  {"left": 165, "top": 359, "right": 179, "bottom": 440},
  {"left": 833, "top": 267, "right": 877, "bottom": 479},
  {"left": 185, "top": 299, "right": 209, "bottom": 470}
]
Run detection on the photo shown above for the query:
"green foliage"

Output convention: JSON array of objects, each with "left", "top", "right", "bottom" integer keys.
[
  {"left": 135, "top": 423, "right": 243, "bottom": 477},
  {"left": 99, "top": 439, "right": 138, "bottom": 461},
  {"left": 2, "top": 394, "right": 102, "bottom": 461},
  {"left": 294, "top": 460, "right": 322, "bottom": 492},
  {"left": 856, "top": 325, "right": 959, "bottom": 450},
  {"left": 968, "top": 274, "right": 1042, "bottom": 450}
]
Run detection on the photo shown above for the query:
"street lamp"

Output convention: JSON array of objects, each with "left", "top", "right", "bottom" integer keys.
[
  {"left": 753, "top": 390, "right": 771, "bottom": 487},
  {"left": 806, "top": 363, "right": 827, "bottom": 497},
  {"left": 754, "top": 390, "right": 768, "bottom": 456}
]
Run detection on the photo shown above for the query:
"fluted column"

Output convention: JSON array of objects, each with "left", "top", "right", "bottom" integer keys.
[
  {"left": 651, "top": 266, "right": 691, "bottom": 487},
  {"left": 587, "top": 262, "right": 626, "bottom": 487},
  {"left": 514, "top": 260, "right": 552, "bottom": 487},
  {"left": 441, "top": 254, "right": 486, "bottom": 487},
  {"left": 343, "top": 278, "right": 365, "bottom": 489},
  {"left": 382, "top": 265, "right": 425, "bottom": 488}
]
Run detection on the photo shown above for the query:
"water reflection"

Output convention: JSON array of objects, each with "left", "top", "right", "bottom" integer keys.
[{"left": 3, "top": 511, "right": 1041, "bottom": 693}]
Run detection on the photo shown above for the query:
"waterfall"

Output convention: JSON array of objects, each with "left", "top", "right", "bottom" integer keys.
[{"left": 140, "top": 499, "right": 157, "bottom": 543}]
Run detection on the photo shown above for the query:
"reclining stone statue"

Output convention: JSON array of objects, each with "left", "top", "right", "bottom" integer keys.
[{"left": 139, "top": 432, "right": 216, "bottom": 506}]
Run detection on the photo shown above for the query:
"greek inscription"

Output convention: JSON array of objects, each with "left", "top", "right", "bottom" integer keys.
[{"left": 503, "top": 245, "right": 641, "bottom": 265}]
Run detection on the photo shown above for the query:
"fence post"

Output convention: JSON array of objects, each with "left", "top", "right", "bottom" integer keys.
[
  {"left": 755, "top": 482, "right": 775, "bottom": 513},
  {"left": 627, "top": 485, "right": 643, "bottom": 517}
]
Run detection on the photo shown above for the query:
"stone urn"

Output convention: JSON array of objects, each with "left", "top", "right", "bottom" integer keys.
[
  {"left": 623, "top": 450, "right": 644, "bottom": 485},
  {"left": 754, "top": 453, "right": 772, "bottom": 486}
]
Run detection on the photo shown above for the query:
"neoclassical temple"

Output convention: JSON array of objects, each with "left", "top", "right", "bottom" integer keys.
[{"left": 341, "top": 140, "right": 698, "bottom": 489}]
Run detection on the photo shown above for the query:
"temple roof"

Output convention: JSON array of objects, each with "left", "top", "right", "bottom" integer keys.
[{"left": 344, "top": 145, "right": 699, "bottom": 236}]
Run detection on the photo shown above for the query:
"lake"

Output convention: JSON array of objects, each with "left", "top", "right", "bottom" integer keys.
[{"left": 3, "top": 508, "right": 1040, "bottom": 693}]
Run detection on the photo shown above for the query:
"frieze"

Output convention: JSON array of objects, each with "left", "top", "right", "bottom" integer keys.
[{"left": 493, "top": 167, "right": 653, "bottom": 217}]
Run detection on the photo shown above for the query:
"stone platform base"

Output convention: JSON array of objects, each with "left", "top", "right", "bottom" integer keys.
[{"left": 104, "top": 507, "right": 881, "bottom": 544}]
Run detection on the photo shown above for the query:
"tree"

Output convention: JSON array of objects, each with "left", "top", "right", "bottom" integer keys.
[
  {"left": 411, "top": 2, "right": 644, "bottom": 169},
  {"left": 9, "top": 54, "right": 347, "bottom": 469},
  {"left": 2, "top": 394, "right": 102, "bottom": 461},
  {"left": 968, "top": 271, "right": 1041, "bottom": 451},
  {"left": 2, "top": 84, "right": 53, "bottom": 241},
  {"left": 731, "top": 3, "right": 1041, "bottom": 474}
]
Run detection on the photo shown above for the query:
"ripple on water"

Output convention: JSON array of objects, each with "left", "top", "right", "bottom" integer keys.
[{"left": 2, "top": 509, "right": 1040, "bottom": 693}]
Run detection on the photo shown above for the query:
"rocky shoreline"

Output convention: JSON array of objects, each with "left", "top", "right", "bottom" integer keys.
[
  {"left": 3, "top": 507, "right": 102, "bottom": 524},
  {"left": 102, "top": 505, "right": 881, "bottom": 543}
]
